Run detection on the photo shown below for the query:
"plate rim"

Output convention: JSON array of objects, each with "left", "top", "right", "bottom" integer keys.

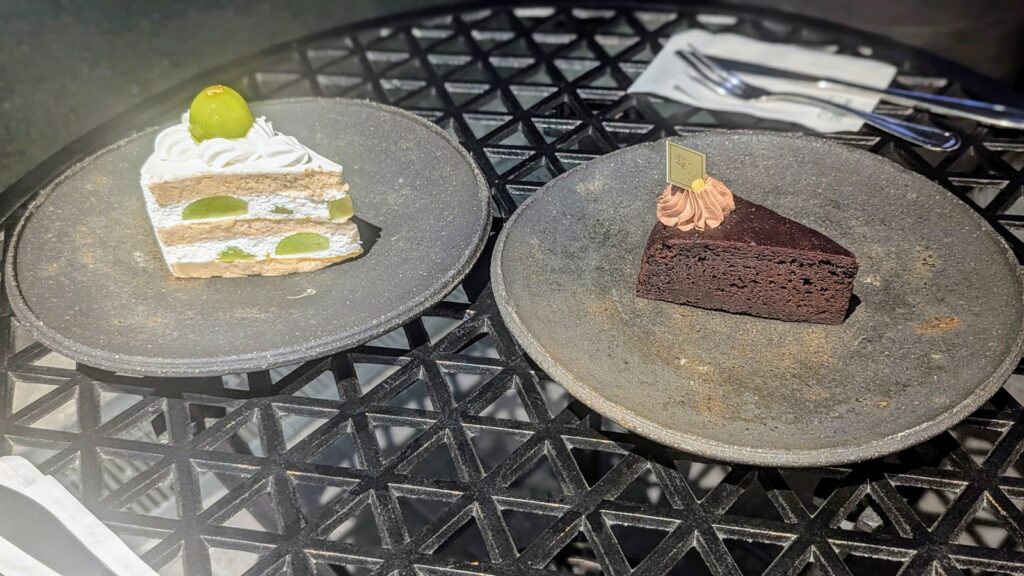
[
  {"left": 491, "top": 130, "right": 1024, "bottom": 466},
  {"left": 5, "top": 98, "right": 492, "bottom": 377}
]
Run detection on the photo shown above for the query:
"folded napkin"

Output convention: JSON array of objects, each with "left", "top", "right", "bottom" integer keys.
[
  {"left": 627, "top": 29, "right": 897, "bottom": 133},
  {"left": 0, "top": 535, "right": 61, "bottom": 576},
  {"left": 0, "top": 456, "right": 159, "bottom": 576}
]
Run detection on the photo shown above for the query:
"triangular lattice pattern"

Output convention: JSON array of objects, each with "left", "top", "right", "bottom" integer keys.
[{"left": 2, "top": 5, "right": 1024, "bottom": 576}]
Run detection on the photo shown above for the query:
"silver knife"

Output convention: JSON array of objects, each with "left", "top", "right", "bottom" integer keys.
[
  {"left": 677, "top": 52, "right": 1024, "bottom": 129},
  {"left": 0, "top": 483, "right": 119, "bottom": 576}
]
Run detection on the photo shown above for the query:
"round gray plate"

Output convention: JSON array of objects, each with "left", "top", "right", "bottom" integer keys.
[
  {"left": 492, "top": 132, "right": 1024, "bottom": 467},
  {"left": 7, "top": 99, "right": 490, "bottom": 377}
]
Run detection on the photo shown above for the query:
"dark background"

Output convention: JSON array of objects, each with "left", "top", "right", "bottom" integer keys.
[{"left": 1, "top": 0, "right": 1021, "bottom": 195}]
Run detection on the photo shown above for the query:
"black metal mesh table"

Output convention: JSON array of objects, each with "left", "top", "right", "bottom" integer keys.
[{"left": 3, "top": 3, "right": 1024, "bottom": 575}]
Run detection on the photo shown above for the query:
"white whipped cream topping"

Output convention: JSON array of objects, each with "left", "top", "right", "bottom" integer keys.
[
  {"left": 154, "top": 113, "right": 314, "bottom": 169},
  {"left": 159, "top": 225, "right": 361, "bottom": 264}
]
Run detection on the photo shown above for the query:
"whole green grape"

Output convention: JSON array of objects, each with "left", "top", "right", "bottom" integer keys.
[{"left": 188, "top": 85, "right": 254, "bottom": 142}]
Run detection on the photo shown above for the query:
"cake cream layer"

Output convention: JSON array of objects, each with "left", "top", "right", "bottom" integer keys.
[
  {"left": 159, "top": 222, "right": 360, "bottom": 264},
  {"left": 157, "top": 218, "right": 358, "bottom": 246},
  {"left": 140, "top": 112, "right": 347, "bottom": 205},
  {"left": 141, "top": 169, "right": 348, "bottom": 206},
  {"left": 170, "top": 249, "right": 362, "bottom": 278},
  {"left": 144, "top": 190, "right": 349, "bottom": 229},
  {"left": 142, "top": 111, "right": 362, "bottom": 278}
]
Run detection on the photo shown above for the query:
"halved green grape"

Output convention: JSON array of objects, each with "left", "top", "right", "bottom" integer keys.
[
  {"left": 217, "top": 246, "right": 256, "bottom": 262},
  {"left": 328, "top": 197, "right": 354, "bottom": 221},
  {"left": 181, "top": 196, "right": 248, "bottom": 220},
  {"left": 270, "top": 206, "right": 294, "bottom": 215},
  {"left": 276, "top": 233, "right": 329, "bottom": 255},
  {"left": 188, "top": 85, "right": 254, "bottom": 142}
]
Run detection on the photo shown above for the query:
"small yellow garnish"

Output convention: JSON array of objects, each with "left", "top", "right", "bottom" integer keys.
[{"left": 691, "top": 178, "right": 706, "bottom": 192}]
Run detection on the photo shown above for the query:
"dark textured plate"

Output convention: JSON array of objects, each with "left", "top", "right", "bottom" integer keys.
[
  {"left": 492, "top": 132, "right": 1024, "bottom": 466},
  {"left": 7, "top": 99, "right": 490, "bottom": 377}
]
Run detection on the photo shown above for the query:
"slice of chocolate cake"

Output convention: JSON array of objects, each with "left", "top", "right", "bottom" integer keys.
[{"left": 636, "top": 195, "right": 858, "bottom": 325}]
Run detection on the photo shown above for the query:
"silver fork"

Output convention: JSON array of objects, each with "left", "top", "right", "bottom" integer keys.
[{"left": 676, "top": 47, "right": 960, "bottom": 151}]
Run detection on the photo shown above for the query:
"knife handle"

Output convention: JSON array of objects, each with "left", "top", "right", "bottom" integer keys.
[{"left": 814, "top": 81, "right": 1024, "bottom": 129}]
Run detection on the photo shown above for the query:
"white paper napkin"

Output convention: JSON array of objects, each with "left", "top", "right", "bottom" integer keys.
[
  {"left": 0, "top": 456, "right": 159, "bottom": 576},
  {"left": 627, "top": 29, "right": 897, "bottom": 133},
  {"left": 0, "top": 535, "right": 61, "bottom": 576}
]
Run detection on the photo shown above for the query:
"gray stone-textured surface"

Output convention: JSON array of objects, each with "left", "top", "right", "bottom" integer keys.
[
  {"left": 492, "top": 132, "right": 1024, "bottom": 466},
  {"left": 6, "top": 100, "right": 490, "bottom": 376}
]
